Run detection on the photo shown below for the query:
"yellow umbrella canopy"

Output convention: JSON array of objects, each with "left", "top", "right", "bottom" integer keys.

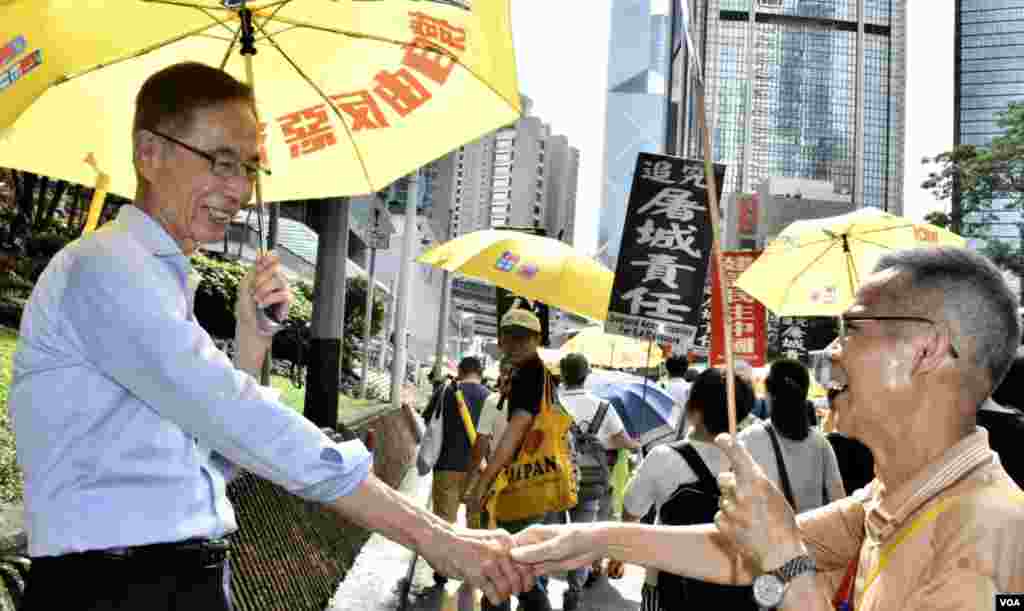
[
  {"left": 735, "top": 208, "right": 966, "bottom": 317},
  {"left": 0, "top": 1, "right": 521, "bottom": 200},
  {"left": 560, "top": 326, "right": 664, "bottom": 370},
  {"left": 417, "top": 229, "right": 614, "bottom": 322}
]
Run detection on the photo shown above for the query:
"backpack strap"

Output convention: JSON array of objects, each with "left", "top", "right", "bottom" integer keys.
[
  {"left": 766, "top": 423, "right": 798, "bottom": 511},
  {"left": 672, "top": 442, "right": 718, "bottom": 495},
  {"left": 587, "top": 400, "right": 611, "bottom": 436}
]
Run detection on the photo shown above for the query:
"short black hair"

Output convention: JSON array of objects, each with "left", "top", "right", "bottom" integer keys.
[
  {"left": 135, "top": 62, "right": 254, "bottom": 137},
  {"left": 766, "top": 358, "right": 811, "bottom": 441},
  {"left": 688, "top": 368, "right": 754, "bottom": 436},
  {"left": 665, "top": 354, "right": 689, "bottom": 378},
  {"left": 560, "top": 353, "right": 590, "bottom": 386},
  {"left": 458, "top": 356, "right": 483, "bottom": 377}
]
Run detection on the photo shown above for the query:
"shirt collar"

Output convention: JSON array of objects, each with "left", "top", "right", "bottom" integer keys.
[
  {"left": 864, "top": 427, "right": 994, "bottom": 542},
  {"left": 114, "top": 205, "right": 185, "bottom": 258}
]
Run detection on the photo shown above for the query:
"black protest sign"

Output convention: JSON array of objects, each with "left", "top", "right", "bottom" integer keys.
[
  {"left": 605, "top": 153, "right": 725, "bottom": 352},
  {"left": 777, "top": 316, "right": 837, "bottom": 362},
  {"left": 692, "top": 274, "right": 713, "bottom": 356}
]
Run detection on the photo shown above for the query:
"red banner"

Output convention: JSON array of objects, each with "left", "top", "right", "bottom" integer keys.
[{"left": 710, "top": 251, "right": 766, "bottom": 368}]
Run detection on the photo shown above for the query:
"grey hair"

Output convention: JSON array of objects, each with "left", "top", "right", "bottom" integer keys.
[{"left": 874, "top": 246, "right": 1021, "bottom": 392}]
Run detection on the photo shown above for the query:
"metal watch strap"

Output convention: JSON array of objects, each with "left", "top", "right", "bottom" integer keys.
[{"left": 768, "top": 554, "right": 817, "bottom": 584}]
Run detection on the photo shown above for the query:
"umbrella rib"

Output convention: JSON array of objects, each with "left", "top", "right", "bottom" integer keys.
[
  {"left": 779, "top": 240, "right": 839, "bottom": 309},
  {"left": 848, "top": 222, "right": 917, "bottom": 237},
  {"left": 248, "top": 11, "right": 378, "bottom": 194},
  {"left": 234, "top": 13, "right": 525, "bottom": 123},
  {"left": 47, "top": 19, "right": 233, "bottom": 86}
]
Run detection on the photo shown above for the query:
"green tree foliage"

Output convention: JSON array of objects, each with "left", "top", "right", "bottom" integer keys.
[
  {"left": 190, "top": 252, "right": 385, "bottom": 369},
  {"left": 923, "top": 101, "right": 1024, "bottom": 265}
]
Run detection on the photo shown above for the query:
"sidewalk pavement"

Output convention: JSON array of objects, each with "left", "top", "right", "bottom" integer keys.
[{"left": 328, "top": 461, "right": 644, "bottom": 611}]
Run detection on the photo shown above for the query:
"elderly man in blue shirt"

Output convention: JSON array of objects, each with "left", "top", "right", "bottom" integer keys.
[{"left": 9, "top": 62, "right": 529, "bottom": 611}]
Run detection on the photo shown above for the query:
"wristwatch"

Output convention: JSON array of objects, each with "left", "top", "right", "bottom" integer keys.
[{"left": 751, "top": 554, "right": 816, "bottom": 609}]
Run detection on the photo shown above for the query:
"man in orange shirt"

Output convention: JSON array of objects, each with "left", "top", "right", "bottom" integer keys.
[{"left": 511, "top": 246, "right": 1024, "bottom": 610}]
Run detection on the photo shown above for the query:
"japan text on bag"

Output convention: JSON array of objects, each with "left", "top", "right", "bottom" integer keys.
[
  {"left": 493, "top": 371, "right": 579, "bottom": 521},
  {"left": 416, "top": 382, "right": 449, "bottom": 476}
]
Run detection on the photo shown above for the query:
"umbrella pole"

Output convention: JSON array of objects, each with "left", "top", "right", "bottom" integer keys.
[
  {"left": 695, "top": 82, "right": 737, "bottom": 436},
  {"left": 642, "top": 332, "right": 653, "bottom": 404},
  {"left": 238, "top": 6, "right": 279, "bottom": 386},
  {"left": 842, "top": 234, "right": 859, "bottom": 299}
]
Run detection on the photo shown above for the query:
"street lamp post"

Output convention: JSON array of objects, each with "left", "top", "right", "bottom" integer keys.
[{"left": 458, "top": 312, "right": 474, "bottom": 360}]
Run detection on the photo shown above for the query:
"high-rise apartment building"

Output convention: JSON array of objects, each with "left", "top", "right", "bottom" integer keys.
[
  {"left": 674, "top": 0, "right": 906, "bottom": 220},
  {"left": 431, "top": 102, "right": 577, "bottom": 240},
  {"left": 954, "top": 0, "right": 1024, "bottom": 243},
  {"left": 544, "top": 136, "right": 581, "bottom": 245},
  {"left": 598, "top": 0, "right": 675, "bottom": 265}
]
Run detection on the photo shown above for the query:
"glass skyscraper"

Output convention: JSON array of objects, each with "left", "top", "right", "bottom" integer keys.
[
  {"left": 675, "top": 0, "right": 906, "bottom": 214},
  {"left": 598, "top": 0, "right": 675, "bottom": 265},
  {"left": 955, "top": 0, "right": 1024, "bottom": 243}
]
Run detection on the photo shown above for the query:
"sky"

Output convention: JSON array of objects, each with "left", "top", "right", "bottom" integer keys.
[{"left": 510, "top": 0, "right": 954, "bottom": 255}]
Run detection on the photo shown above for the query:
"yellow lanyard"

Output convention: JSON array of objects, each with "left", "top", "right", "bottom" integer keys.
[{"left": 859, "top": 487, "right": 1024, "bottom": 607}]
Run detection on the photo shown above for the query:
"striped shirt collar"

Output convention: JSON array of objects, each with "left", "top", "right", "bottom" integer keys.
[{"left": 864, "top": 427, "right": 994, "bottom": 542}]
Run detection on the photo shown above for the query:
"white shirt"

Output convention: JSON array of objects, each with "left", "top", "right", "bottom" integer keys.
[
  {"left": 623, "top": 436, "right": 731, "bottom": 585},
  {"left": 558, "top": 387, "right": 627, "bottom": 448},
  {"left": 477, "top": 392, "right": 508, "bottom": 459},
  {"left": 663, "top": 377, "right": 691, "bottom": 435},
  {"left": 738, "top": 421, "right": 846, "bottom": 512}
]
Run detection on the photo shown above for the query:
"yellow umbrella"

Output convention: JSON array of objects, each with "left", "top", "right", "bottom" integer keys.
[
  {"left": 736, "top": 208, "right": 966, "bottom": 317},
  {"left": 417, "top": 229, "right": 614, "bottom": 321},
  {"left": 560, "top": 326, "right": 664, "bottom": 370},
  {"left": 0, "top": 1, "right": 521, "bottom": 202}
]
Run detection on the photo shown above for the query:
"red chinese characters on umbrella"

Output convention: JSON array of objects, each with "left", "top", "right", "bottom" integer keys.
[
  {"left": 265, "top": 11, "right": 469, "bottom": 160},
  {"left": 277, "top": 104, "right": 337, "bottom": 159},
  {"left": 710, "top": 251, "right": 766, "bottom": 368}
]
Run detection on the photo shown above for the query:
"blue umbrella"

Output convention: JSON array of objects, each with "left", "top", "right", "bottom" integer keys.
[{"left": 587, "top": 382, "right": 679, "bottom": 446}]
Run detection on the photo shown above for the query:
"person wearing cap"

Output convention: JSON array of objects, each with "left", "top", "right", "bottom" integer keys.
[{"left": 466, "top": 303, "right": 554, "bottom": 611}]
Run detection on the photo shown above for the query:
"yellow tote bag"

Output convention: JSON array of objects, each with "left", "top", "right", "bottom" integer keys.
[{"left": 493, "top": 371, "right": 578, "bottom": 522}]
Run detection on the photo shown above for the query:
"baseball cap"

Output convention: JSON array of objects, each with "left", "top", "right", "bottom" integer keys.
[{"left": 500, "top": 307, "right": 541, "bottom": 334}]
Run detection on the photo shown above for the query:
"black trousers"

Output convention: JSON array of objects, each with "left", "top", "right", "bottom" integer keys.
[{"left": 21, "top": 543, "right": 232, "bottom": 611}]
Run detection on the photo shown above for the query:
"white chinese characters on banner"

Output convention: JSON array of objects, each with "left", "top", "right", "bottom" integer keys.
[{"left": 606, "top": 154, "right": 722, "bottom": 353}]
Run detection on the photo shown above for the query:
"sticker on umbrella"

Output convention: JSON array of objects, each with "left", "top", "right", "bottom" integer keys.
[
  {"left": 809, "top": 286, "right": 838, "bottom": 305},
  {"left": 0, "top": 45, "right": 42, "bottom": 95},
  {"left": 494, "top": 251, "right": 539, "bottom": 279},
  {"left": 0, "top": 36, "right": 26, "bottom": 68}
]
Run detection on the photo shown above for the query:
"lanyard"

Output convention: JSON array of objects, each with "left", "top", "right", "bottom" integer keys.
[{"left": 838, "top": 486, "right": 1024, "bottom": 610}]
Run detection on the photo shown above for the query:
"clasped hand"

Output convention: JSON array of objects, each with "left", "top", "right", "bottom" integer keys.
[{"left": 490, "top": 434, "right": 805, "bottom": 582}]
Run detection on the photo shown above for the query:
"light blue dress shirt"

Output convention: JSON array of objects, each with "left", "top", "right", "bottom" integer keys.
[{"left": 10, "top": 205, "right": 372, "bottom": 557}]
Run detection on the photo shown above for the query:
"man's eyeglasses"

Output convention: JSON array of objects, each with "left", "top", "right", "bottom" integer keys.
[
  {"left": 147, "top": 129, "right": 271, "bottom": 182},
  {"left": 835, "top": 315, "right": 959, "bottom": 359}
]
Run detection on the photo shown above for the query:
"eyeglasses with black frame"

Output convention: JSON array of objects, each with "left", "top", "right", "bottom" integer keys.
[
  {"left": 835, "top": 315, "right": 959, "bottom": 359},
  {"left": 147, "top": 128, "right": 271, "bottom": 182}
]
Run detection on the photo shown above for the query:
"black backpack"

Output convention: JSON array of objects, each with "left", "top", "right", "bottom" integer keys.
[
  {"left": 651, "top": 442, "right": 758, "bottom": 611},
  {"left": 571, "top": 400, "right": 611, "bottom": 503}
]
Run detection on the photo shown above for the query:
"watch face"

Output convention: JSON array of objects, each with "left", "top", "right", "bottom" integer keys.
[{"left": 753, "top": 573, "right": 786, "bottom": 607}]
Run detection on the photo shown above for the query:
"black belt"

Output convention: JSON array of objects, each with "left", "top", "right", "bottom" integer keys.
[{"left": 42, "top": 538, "right": 231, "bottom": 568}]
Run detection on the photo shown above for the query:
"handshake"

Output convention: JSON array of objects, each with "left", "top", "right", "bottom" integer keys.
[{"left": 425, "top": 434, "right": 805, "bottom": 606}]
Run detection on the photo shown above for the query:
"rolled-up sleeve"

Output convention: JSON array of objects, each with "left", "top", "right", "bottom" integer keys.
[
  {"left": 63, "top": 251, "right": 371, "bottom": 503},
  {"left": 795, "top": 495, "right": 865, "bottom": 594}
]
